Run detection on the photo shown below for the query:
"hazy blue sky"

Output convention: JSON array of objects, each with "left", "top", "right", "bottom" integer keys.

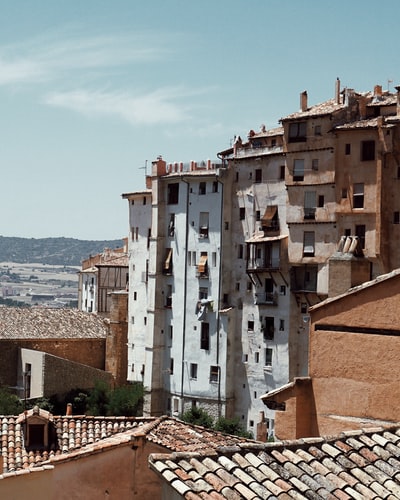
[{"left": 1, "top": 0, "right": 399, "bottom": 240}]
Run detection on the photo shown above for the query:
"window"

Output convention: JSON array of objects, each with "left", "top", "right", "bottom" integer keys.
[
  {"left": 293, "top": 159, "right": 304, "bottom": 181},
  {"left": 265, "top": 278, "right": 274, "bottom": 303},
  {"left": 355, "top": 224, "right": 366, "bottom": 249},
  {"left": 263, "top": 317, "right": 274, "bottom": 340},
  {"left": 197, "top": 252, "right": 208, "bottom": 277},
  {"left": 199, "top": 287, "right": 208, "bottom": 300},
  {"left": 247, "top": 320, "right": 254, "bottom": 331},
  {"left": 169, "top": 325, "right": 173, "bottom": 340},
  {"left": 255, "top": 169, "right": 262, "bottom": 183},
  {"left": 210, "top": 365, "right": 219, "bottom": 383},
  {"left": 280, "top": 165, "right": 285, "bottom": 180},
  {"left": 312, "top": 159, "right": 319, "bottom": 171},
  {"left": 238, "top": 244, "right": 243, "bottom": 259},
  {"left": 212, "top": 181, "right": 218, "bottom": 193},
  {"left": 361, "top": 140, "right": 375, "bottom": 161},
  {"left": 190, "top": 363, "right": 198, "bottom": 379},
  {"left": 212, "top": 252, "right": 217, "bottom": 267},
  {"left": 168, "top": 214, "right": 175, "bottom": 237},
  {"left": 280, "top": 285, "right": 286, "bottom": 295},
  {"left": 353, "top": 183, "right": 364, "bottom": 209},
  {"left": 239, "top": 207, "right": 245, "bottom": 220},
  {"left": 341, "top": 188, "right": 347, "bottom": 199},
  {"left": 133, "top": 291, "right": 137, "bottom": 300},
  {"left": 279, "top": 319, "right": 285, "bottom": 331},
  {"left": 394, "top": 212, "right": 400, "bottom": 224},
  {"left": 303, "top": 232, "right": 315, "bottom": 257},
  {"left": 314, "top": 125, "right": 321, "bottom": 135},
  {"left": 24, "top": 363, "right": 32, "bottom": 399},
  {"left": 164, "top": 248, "right": 173, "bottom": 274},
  {"left": 304, "top": 191, "right": 316, "bottom": 219},
  {"left": 345, "top": 143, "right": 351, "bottom": 155},
  {"left": 318, "top": 195, "right": 325, "bottom": 208},
  {"left": 256, "top": 210, "right": 260, "bottom": 221},
  {"left": 265, "top": 348, "right": 273, "bottom": 367},
  {"left": 167, "top": 183, "right": 179, "bottom": 204},
  {"left": 236, "top": 282, "right": 240, "bottom": 291},
  {"left": 200, "top": 322, "right": 210, "bottom": 350},
  {"left": 166, "top": 285, "right": 172, "bottom": 307},
  {"left": 255, "top": 352, "right": 260, "bottom": 363},
  {"left": 169, "top": 358, "right": 174, "bottom": 375},
  {"left": 199, "top": 212, "right": 209, "bottom": 239},
  {"left": 199, "top": 182, "right": 206, "bottom": 195},
  {"left": 289, "top": 122, "right": 307, "bottom": 142},
  {"left": 143, "top": 196, "right": 147, "bottom": 205}
]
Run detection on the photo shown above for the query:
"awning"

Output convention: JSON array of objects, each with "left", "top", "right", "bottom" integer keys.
[
  {"left": 164, "top": 248, "right": 172, "bottom": 270},
  {"left": 198, "top": 254, "right": 208, "bottom": 273},
  {"left": 245, "top": 234, "right": 287, "bottom": 244},
  {"left": 261, "top": 205, "right": 277, "bottom": 226}
]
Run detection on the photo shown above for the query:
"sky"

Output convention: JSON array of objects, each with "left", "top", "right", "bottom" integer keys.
[{"left": 1, "top": 0, "right": 400, "bottom": 240}]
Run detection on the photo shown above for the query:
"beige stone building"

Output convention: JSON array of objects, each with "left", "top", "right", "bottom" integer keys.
[{"left": 262, "top": 267, "right": 400, "bottom": 440}]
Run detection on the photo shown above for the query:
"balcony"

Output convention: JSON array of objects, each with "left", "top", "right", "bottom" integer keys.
[
  {"left": 247, "top": 257, "right": 280, "bottom": 273},
  {"left": 255, "top": 292, "right": 278, "bottom": 306}
]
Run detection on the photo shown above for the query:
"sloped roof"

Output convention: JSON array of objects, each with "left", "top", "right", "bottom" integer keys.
[
  {"left": 149, "top": 424, "right": 400, "bottom": 499},
  {"left": 0, "top": 307, "right": 108, "bottom": 339},
  {"left": 0, "top": 412, "right": 251, "bottom": 476},
  {"left": 281, "top": 98, "right": 345, "bottom": 121}
]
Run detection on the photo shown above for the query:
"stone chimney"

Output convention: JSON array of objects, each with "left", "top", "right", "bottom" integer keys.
[
  {"left": 335, "top": 78, "right": 341, "bottom": 104},
  {"left": 105, "top": 291, "right": 129, "bottom": 386},
  {"left": 395, "top": 86, "right": 400, "bottom": 116},
  {"left": 300, "top": 91, "right": 308, "bottom": 112},
  {"left": 66, "top": 403, "right": 73, "bottom": 416},
  {"left": 152, "top": 156, "right": 166, "bottom": 177},
  {"left": 328, "top": 236, "right": 371, "bottom": 298}
]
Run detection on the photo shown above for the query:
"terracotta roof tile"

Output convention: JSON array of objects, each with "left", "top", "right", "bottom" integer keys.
[
  {"left": 149, "top": 425, "right": 400, "bottom": 499},
  {"left": 0, "top": 307, "right": 108, "bottom": 339}
]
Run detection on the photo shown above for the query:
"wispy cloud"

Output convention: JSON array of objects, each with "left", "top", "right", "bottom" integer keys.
[
  {"left": 0, "top": 30, "right": 168, "bottom": 86},
  {"left": 45, "top": 87, "right": 191, "bottom": 125}
]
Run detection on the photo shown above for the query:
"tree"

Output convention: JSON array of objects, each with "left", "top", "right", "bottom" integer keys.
[
  {"left": 214, "top": 416, "right": 253, "bottom": 439},
  {"left": 0, "top": 388, "right": 23, "bottom": 415},
  {"left": 86, "top": 380, "right": 110, "bottom": 415},
  {"left": 107, "top": 383, "right": 144, "bottom": 416},
  {"left": 180, "top": 406, "right": 214, "bottom": 429}
]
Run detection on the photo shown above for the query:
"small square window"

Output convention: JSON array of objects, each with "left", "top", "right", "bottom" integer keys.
[
  {"left": 190, "top": 363, "right": 198, "bottom": 379},
  {"left": 345, "top": 143, "right": 351, "bottom": 155},
  {"left": 210, "top": 365, "right": 219, "bottom": 383},
  {"left": 248, "top": 320, "right": 254, "bottom": 331}
]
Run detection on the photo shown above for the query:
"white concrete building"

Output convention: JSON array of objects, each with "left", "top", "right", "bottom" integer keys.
[{"left": 123, "top": 159, "right": 233, "bottom": 419}]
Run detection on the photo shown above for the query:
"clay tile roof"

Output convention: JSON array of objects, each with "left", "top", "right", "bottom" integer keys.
[
  {"left": 0, "top": 414, "right": 253, "bottom": 477},
  {"left": 149, "top": 424, "right": 400, "bottom": 499},
  {"left": 281, "top": 98, "right": 345, "bottom": 121},
  {"left": 0, "top": 307, "right": 108, "bottom": 339}
]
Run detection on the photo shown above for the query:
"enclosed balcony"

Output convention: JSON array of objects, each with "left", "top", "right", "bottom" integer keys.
[{"left": 246, "top": 235, "right": 286, "bottom": 273}]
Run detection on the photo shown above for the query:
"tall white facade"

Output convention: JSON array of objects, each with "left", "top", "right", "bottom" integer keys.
[{"left": 124, "top": 159, "right": 233, "bottom": 419}]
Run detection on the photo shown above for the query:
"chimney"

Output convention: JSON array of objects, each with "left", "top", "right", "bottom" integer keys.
[
  {"left": 395, "top": 86, "right": 400, "bottom": 116},
  {"left": 374, "top": 85, "right": 382, "bottom": 98},
  {"left": 335, "top": 78, "right": 341, "bottom": 104},
  {"left": 300, "top": 91, "right": 308, "bottom": 112},
  {"left": 66, "top": 403, "right": 73, "bottom": 416}
]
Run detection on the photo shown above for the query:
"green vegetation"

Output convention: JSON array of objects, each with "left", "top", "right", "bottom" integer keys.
[
  {"left": 0, "top": 388, "right": 23, "bottom": 415},
  {"left": 54, "top": 381, "right": 144, "bottom": 416},
  {"left": 0, "top": 382, "right": 144, "bottom": 417},
  {"left": 180, "top": 407, "right": 253, "bottom": 439}
]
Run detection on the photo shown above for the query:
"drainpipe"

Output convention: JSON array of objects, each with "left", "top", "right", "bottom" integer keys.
[
  {"left": 215, "top": 177, "right": 224, "bottom": 417},
  {"left": 180, "top": 178, "right": 190, "bottom": 413}
]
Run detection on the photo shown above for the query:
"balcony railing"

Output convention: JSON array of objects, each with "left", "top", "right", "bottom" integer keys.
[
  {"left": 255, "top": 292, "right": 278, "bottom": 305},
  {"left": 247, "top": 258, "right": 280, "bottom": 272}
]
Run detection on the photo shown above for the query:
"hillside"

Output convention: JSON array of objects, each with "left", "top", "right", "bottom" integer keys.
[{"left": 0, "top": 236, "right": 124, "bottom": 266}]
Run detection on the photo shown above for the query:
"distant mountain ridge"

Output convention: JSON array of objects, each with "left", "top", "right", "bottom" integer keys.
[{"left": 0, "top": 236, "right": 124, "bottom": 266}]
